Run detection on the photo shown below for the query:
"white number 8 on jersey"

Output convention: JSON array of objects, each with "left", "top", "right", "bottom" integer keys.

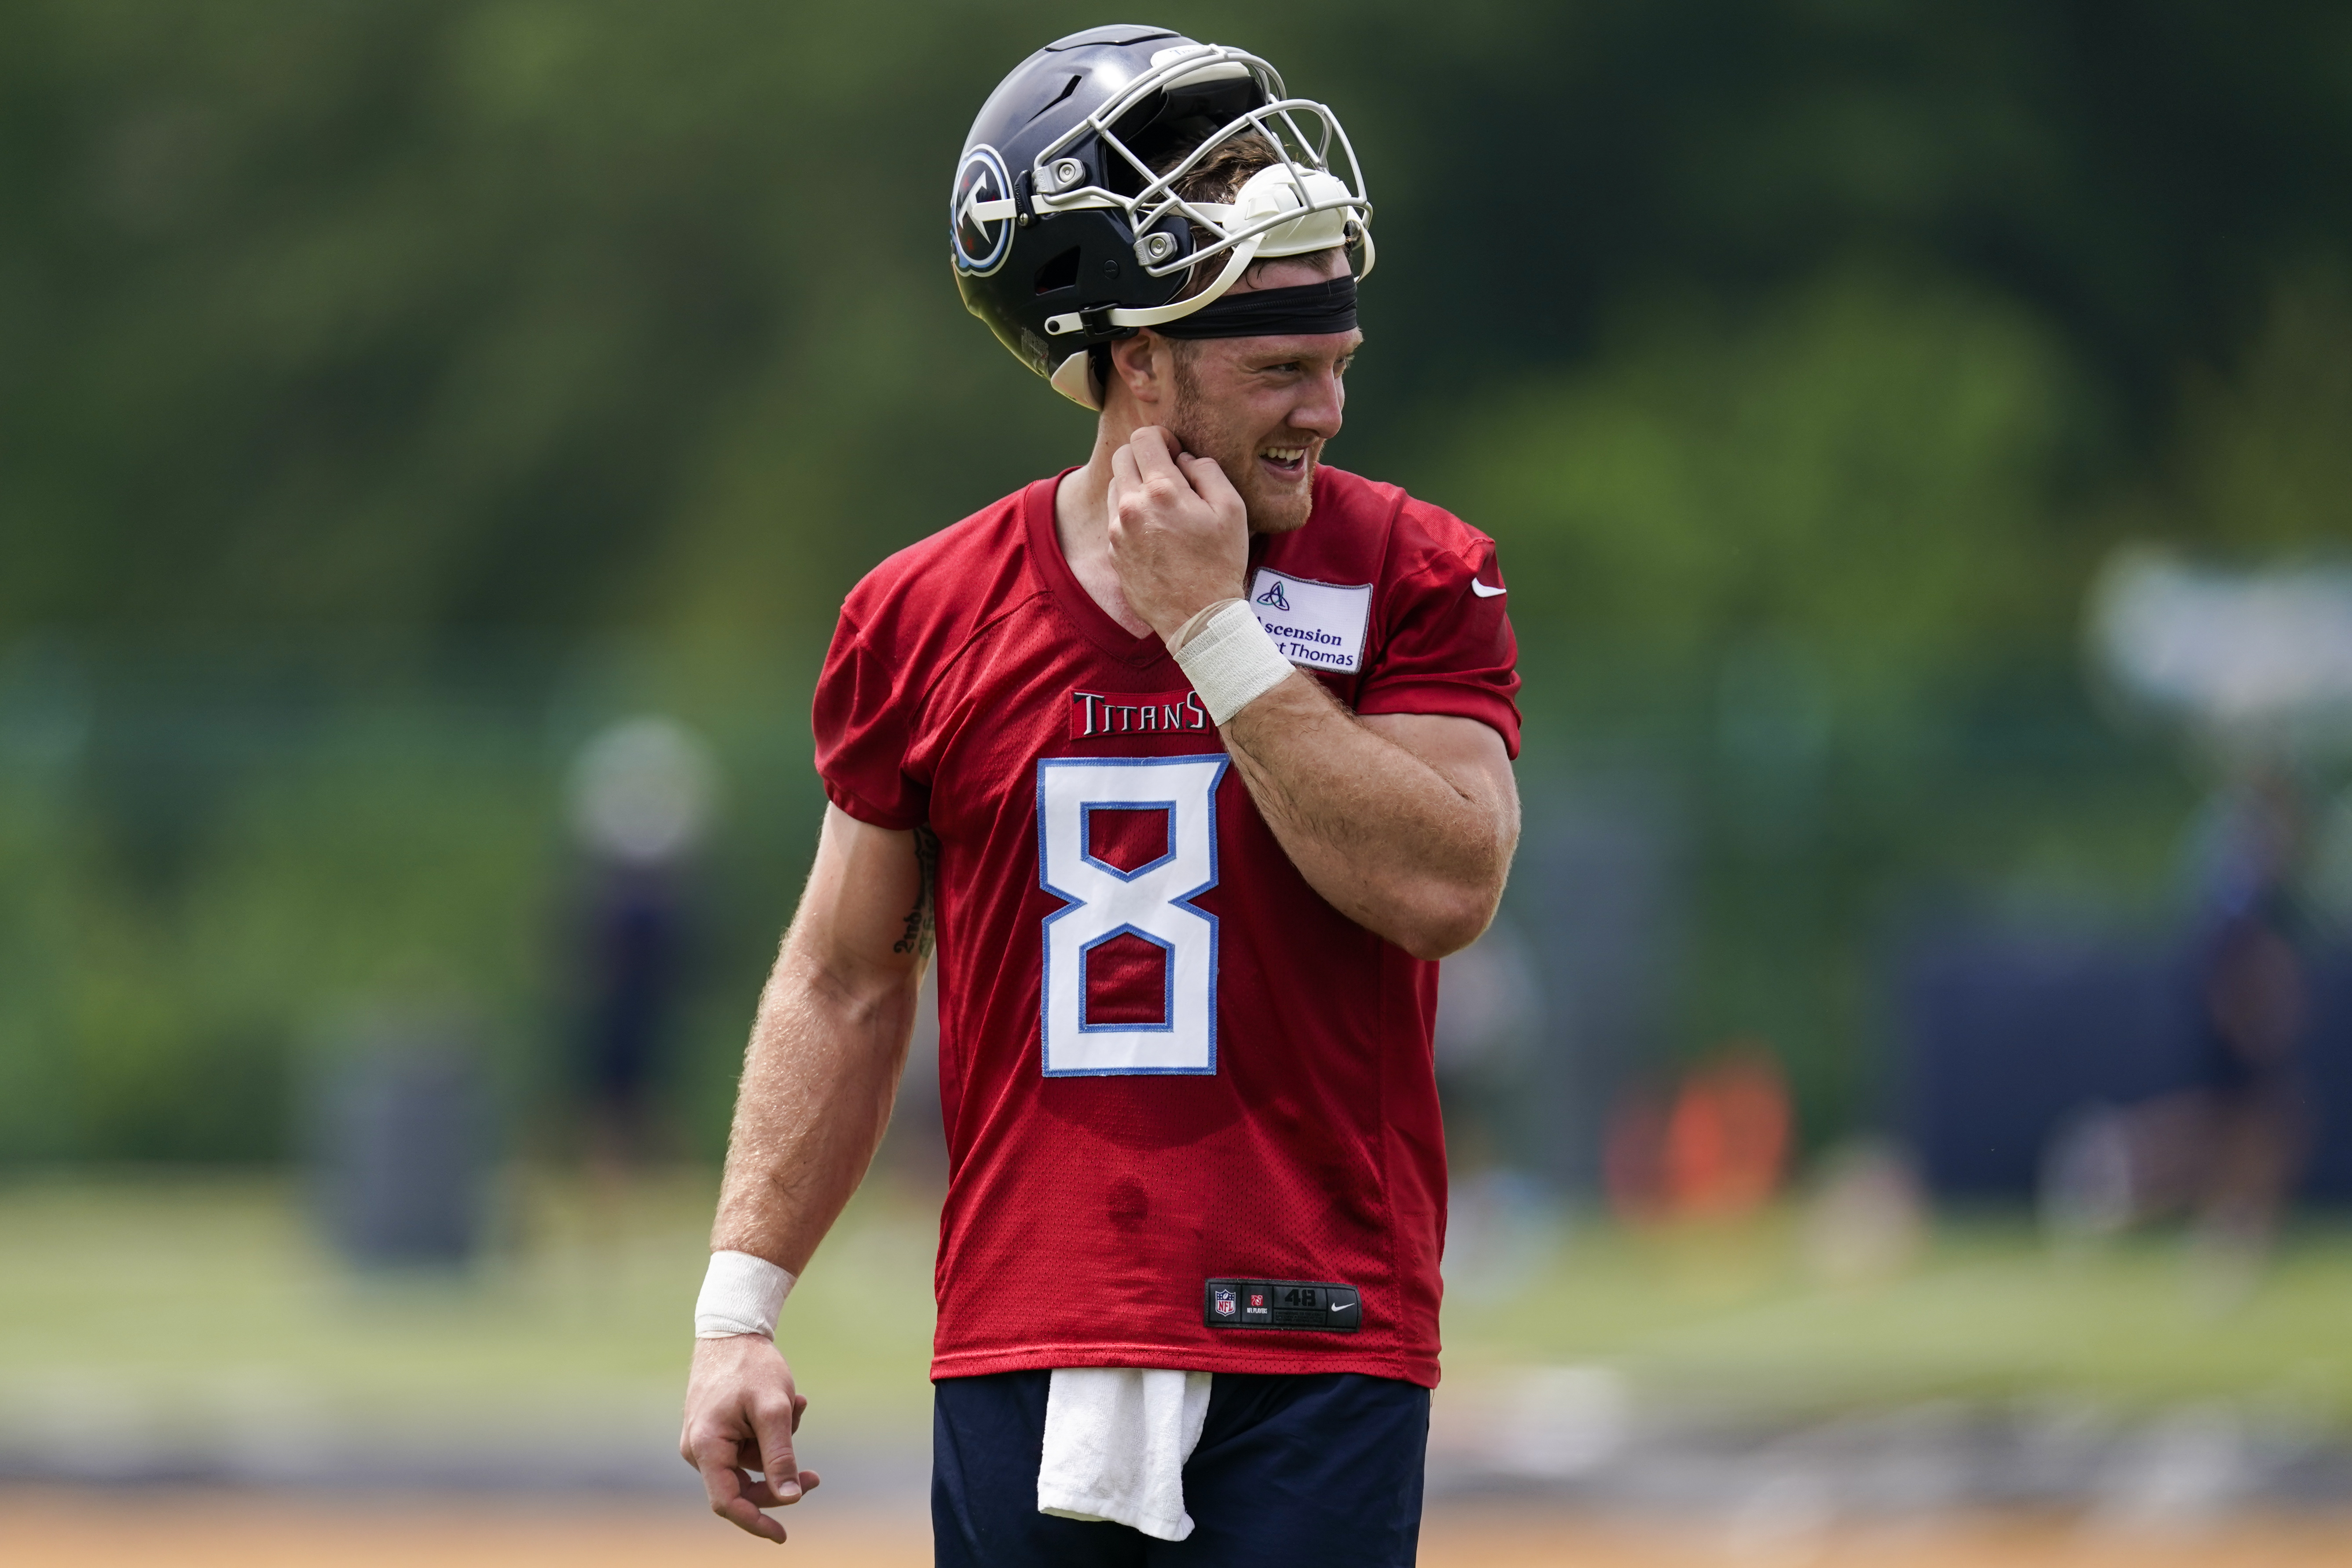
[{"left": 1036, "top": 754, "right": 1228, "bottom": 1076}]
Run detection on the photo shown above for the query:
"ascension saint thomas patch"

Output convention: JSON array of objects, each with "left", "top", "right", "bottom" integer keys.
[{"left": 1246, "top": 569, "right": 1374, "bottom": 675}]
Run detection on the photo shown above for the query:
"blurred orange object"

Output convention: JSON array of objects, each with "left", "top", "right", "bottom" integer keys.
[{"left": 1607, "top": 1042, "right": 1793, "bottom": 1224}]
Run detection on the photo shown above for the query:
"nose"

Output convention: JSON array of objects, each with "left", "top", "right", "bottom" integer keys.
[{"left": 1289, "top": 361, "right": 1345, "bottom": 442}]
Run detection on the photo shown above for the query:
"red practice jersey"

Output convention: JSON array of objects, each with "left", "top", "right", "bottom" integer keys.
[{"left": 813, "top": 465, "right": 1519, "bottom": 1388}]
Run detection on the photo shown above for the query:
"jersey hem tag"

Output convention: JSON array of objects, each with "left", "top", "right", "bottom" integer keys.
[{"left": 1203, "top": 1277, "right": 1360, "bottom": 1332}]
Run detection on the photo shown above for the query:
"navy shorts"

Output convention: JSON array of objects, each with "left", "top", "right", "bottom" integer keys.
[{"left": 932, "top": 1369, "right": 1429, "bottom": 1564}]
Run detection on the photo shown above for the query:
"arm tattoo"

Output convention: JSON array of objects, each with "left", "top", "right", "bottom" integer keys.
[{"left": 893, "top": 824, "right": 940, "bottom": 958}]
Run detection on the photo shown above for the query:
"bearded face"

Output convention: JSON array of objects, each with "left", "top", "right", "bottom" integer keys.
[{"left": 1163, "top": 333, "right": 1353, "bottom": 536}]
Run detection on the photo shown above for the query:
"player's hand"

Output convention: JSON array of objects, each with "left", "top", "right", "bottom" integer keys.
[
  {"left": 681, "top": 1334, "right": 821, "bottom": 1543},
  {"left": 1108, "top": 425, "right": 1249, "bottom": 646}
]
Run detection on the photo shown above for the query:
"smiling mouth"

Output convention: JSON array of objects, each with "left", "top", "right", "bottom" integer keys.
[{"left": 1258, "top": 445, "right": 1310, "bottom": 480}]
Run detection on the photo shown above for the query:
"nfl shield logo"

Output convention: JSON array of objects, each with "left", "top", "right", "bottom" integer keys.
[{"left": 1213, "top": 1288, "right": 1237, "bottom": 1318}]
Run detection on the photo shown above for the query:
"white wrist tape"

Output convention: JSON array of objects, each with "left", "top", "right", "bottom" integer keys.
[
  {"left": 1169, "top": 597, "right": 1240, "bottom": 652},
  {"left": 1171, "top": 599, "right": 1293, "bottom": 724},
  {"left": 694, "top": 1250, "right": 796, "bottom": 1339}
]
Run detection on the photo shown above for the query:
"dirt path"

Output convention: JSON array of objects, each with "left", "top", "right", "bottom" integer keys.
[{"left": 5, "top": 1491, "right": 2350, "bottom": 1565}]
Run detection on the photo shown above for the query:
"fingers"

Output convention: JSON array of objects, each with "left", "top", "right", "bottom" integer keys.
[
  {"left": 1115, "top": 428, "right": 1213, "bottom": 534},
  {"left": 737, "top": 1467, "right": 823, "bottom": 1507},
  {"left": 1177, "top": 450, "right": 1242, "bottom": 511},
  {"left": 680, "top": 1338, "right": 815, "bottom": 1544},
  {"left": 1126, "top": 426, "right": 1186, "bottom": 488},
  {"left": 1132, "top": 428, "right": 1243, "bottom": 523},
  {"left": 1108, "top": 441, "right": 1140, "bottom": 521},
  {"left": 1134, "top": 424, "right": 1182, "bottom": 459},
  {"left": 690, "top": 1432, "right": 788, "bottom": 1544},
  {"left": 751, "top": 1390, "right": 806, "bottom": 1506}
]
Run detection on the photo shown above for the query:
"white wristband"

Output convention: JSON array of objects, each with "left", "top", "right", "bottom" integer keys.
[
  {"left": 1171, "top": 599, "right": 1293, "bottom": 724},
  {"left": 695, "top": 1250, "right": 796, "bottom": 1339}
]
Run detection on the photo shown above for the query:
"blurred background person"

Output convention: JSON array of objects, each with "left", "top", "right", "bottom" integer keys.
[
  {"left": 2181, "top": 769, "right": 2311, "bottom": 1275},
  {"left": 565, "top": 715, "right": 719, "bottom": 1185},
  {"left": 2042, "top": 769, "right": 2315, "bottom": 1285}
]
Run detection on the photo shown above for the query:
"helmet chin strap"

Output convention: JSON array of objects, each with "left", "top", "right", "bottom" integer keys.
[
  {"left": 1047, "top": 236, "right": 1267, "bottom": 410},
  {"left": 1103, "top": 238, "right": 1262, "bottom": 330},
  {"left": 1042, "top": 234, "right": 1265, "bottom": 346}
]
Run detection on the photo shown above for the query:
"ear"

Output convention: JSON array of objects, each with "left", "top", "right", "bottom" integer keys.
[{"left": 1106, "top": 332, "right": 1171, "bottom": 410}]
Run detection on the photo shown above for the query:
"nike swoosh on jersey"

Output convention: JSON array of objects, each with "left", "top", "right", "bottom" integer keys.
[
  {"left": 1470, "top": 579, "right": 1506, "bottom": 598},
  {"left": 1331, "top": 1300, "right": 1353, "bottom": 1311}
]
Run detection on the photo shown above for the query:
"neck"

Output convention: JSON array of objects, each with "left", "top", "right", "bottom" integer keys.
[{"left": 1052, "top": 401, "right": 1154, "bottom": 637}]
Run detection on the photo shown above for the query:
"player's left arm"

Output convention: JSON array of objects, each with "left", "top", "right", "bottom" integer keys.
[{"left": 1108, "top": 428, "right": 1519, "bottom": 960}]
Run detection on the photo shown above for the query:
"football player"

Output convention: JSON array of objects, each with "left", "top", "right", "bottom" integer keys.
[{"left": 681, "top": 25, "right": 1521, "bottom": 1561}]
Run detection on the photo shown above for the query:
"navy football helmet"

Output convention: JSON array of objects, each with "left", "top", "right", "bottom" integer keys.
[{"left": 950, "top": 25, "right": 1373, "bottom": 409}]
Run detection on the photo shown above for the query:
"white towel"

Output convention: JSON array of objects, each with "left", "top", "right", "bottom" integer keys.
[{"left": 1037, "top": 1367, "right": 1214, "bottom": 1540}]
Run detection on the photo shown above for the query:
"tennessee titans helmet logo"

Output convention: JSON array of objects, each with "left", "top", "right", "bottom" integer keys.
[{"left": 950, "top": 145, "right": 1015, "bottom": 277}]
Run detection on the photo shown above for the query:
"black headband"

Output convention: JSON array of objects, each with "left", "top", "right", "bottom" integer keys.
[{"left": 1151, "top": 274, "right": 1358, "bottom": 340}]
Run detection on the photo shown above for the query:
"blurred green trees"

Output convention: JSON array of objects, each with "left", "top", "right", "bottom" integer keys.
[
  {"left": 8, "top": 0, "right": 2349, "bottom": 642},
  {"left": 3, "top": 1, "right": 2350, "bottom": 1161},
  {"left": 1420, "top": 265, "right": 2090, "bottom": 691}
]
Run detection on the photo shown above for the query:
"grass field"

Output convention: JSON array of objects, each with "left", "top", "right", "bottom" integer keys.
[
  {"left": 5, "top": 1169, "right": 2352, "bottom": 1561},
  {"left": 0, "top": 1167, "right": 933, "bottom": 1460},
  {"left": 5, "top": 1168, "right": 2347, "bottom": 1438},
  {"left": 1445, "top": 1215, "right": 2352, "bottom": 1424}
]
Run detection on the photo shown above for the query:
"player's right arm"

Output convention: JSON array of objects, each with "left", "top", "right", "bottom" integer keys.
[{"left": 680, "top": 803, "right": 932, "bottom": 1543}]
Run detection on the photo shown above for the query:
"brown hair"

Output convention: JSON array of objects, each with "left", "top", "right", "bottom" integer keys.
[{"left": 1159, "top": 133, "right": 1343, "bottom": 298}]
